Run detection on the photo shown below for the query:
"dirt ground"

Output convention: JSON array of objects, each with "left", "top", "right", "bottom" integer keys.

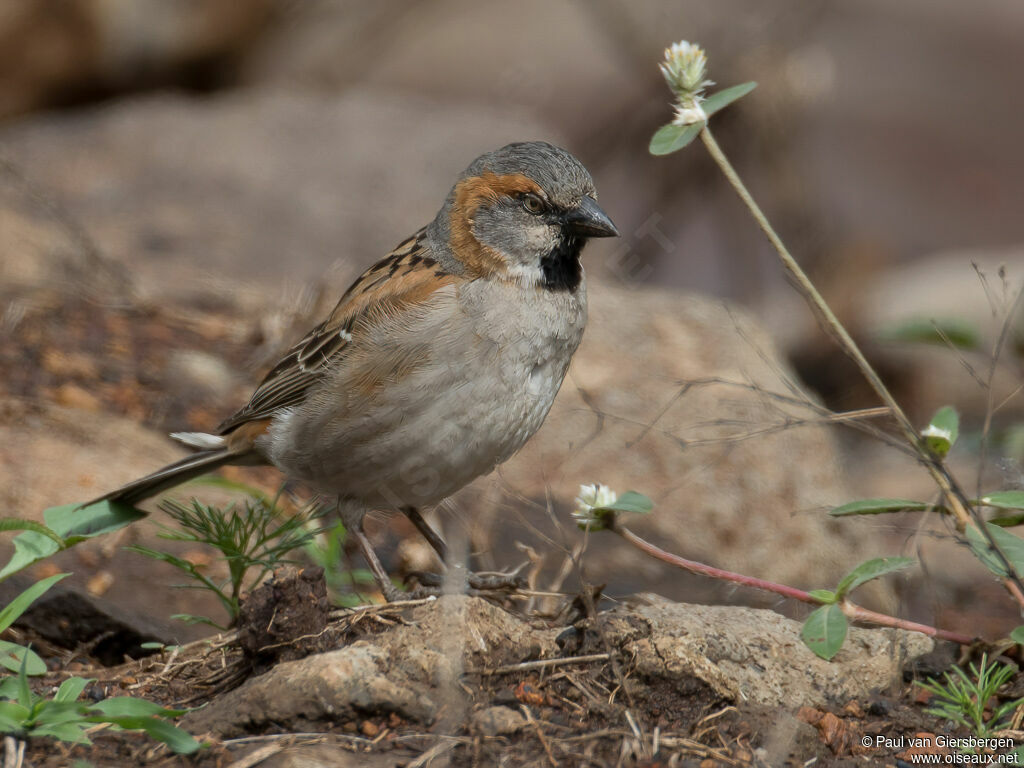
[{"left": 6, "top": 582, "right": 1017, "bottom": 768}]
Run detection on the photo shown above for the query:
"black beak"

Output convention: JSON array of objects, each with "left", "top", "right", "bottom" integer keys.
[{"left": 563, "top": 195, "right": 619, "bottom": 238}]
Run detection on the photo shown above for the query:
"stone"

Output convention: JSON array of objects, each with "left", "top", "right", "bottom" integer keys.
[
  {"left": 471, "top": 706, "right": 528, "bottom": 737},
  {"left": 616, "top": 601, "right": 932, "bottom": 708}
]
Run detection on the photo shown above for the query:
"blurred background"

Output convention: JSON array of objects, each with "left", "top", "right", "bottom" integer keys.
[{"left": 2, "top": 0, "right": 1024, "bottom": 642}]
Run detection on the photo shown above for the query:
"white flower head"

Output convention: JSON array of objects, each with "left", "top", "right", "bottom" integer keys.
[
  {"left": 660, "top": 41, "right": 713, "bottom": 100},
  {"left": 572, "top": 483, "right": 618, "bottom": 530}
]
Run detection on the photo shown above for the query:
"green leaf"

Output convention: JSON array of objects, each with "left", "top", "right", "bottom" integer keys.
[
  {"left": 801, "top": 604, "right": 848, "bottom": 661},
  {"left": 30, "top": 700, "right": 89, "bottom": 727},
  {"left": 15, "top": 653, "right": 31, "bottom": 709},
  {"left": 0, "top": 677, "right": 20, "bottom": 700},
  {"left": 0, "top": 573, "right": 69, "bottom": 634},
  {"left": 702, "top": 81, "right": 757, "bottom": 117},
  {"left": 980, "top": 491, "right": 1024, "bottom": 510},
  {"left": 0, "top": 708, "right": 26, "bottom": 734},
  {"left": 89, "top": 697, "right": 187, "bottom": 719},
  {"left": 989, "top": 514, "right": 1024, "bottom": 527},
  {"left": 46, "top": 500, "right": 147, "bottom": 542},
  {"left": 0, "top": 534, "right": 61, "bottom": 584},
  {"left": 0, "top": 519, "right": 64, "bottom": 546},
  {"left": 877, "top": 317, "right": 980, "bottom": 350},
  {"left": 829, "top": 498, "right": 934, "bottom": 516},
  {"left": 649, "top": 123, "right": 701, "bottom": 155},
  {"left": 31, "top": 721, "right": 91, "bottom": 744},
  {"left": 807, "top": 589, "right": 837, "bottom": 604},
  {"left": 0, "top": 700, "right": 30, "bottom": 726},
  {"left": 835, "top": 557, "right": 915, "bottom": 599},
  {"left": 595, "top": 491, "right": 654, "bottom": 516},
  {"left": 0, "top": 641, "right": 46, "bottom": 676},
  {"left": 922, "top": 405, "right": 959, "bottom": 458},
  {"left": 1011, "top": 626, "right": 1024, "bottom": 645},
  {"left": 0, "top": 502, "right": 144, "bottom": 581},
  {"left": 54, "top": 677, "right": 92, "bottom": 704},
  {"left": 966, "top": 523, "right": 1024, "bottom": 579},
  {"left": 87, "top": 714, "right": 201, "bottom": 754}
]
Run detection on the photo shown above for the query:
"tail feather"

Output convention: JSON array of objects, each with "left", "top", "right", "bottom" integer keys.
[{"left": 88, "top": 448, "right": 242, "bottom": 508}]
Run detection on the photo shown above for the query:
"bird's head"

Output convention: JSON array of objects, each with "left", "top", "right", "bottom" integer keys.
[{"left": 431, "top": 142, "right": 618, "bottom": 291}]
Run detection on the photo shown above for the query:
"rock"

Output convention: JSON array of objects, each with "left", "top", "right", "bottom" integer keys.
[
  {"left": 0, "top": 0, "right": 273, "bottom": 118},
  {"left": 0, "top": 399, "right": 226, "bottom": 642},
  {"left": 190, "top": 596, "right": 561, "bottom": 736},
  {"left": 189, "top": 596, "right": 931, "bottom": 737},
  {"left": 0, "top": 572, "right": 179, "bottom": 666},
  {"left": 185, "top": 642, "right": 437, "bottom": 737},
  {"left": 613, "top": 601, "right": 932, "bottom": 708},
  {"left": 0, "top": 88, "right": 562, "bottom": 307},
  {"left": 472, "top": 706, "right": 527, "bottom": 737},
  {"left": 0, "top": 399, "right": 181, "bottom": 517},
  {"left": 858, "top": 248, "right": 1024, "bottom": 422}
]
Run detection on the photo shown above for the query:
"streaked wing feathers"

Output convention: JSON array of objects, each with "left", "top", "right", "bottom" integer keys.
[{"left": 217, "top": 228, "right": 451, "bottom": 433}]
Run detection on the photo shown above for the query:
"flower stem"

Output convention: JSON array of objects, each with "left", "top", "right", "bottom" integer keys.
[
  {"left": 614, "top": 523, "right": 974, "bottom": 645},
  {"left": 697, "top": 125, "right": 1024, "bottom": 608}
]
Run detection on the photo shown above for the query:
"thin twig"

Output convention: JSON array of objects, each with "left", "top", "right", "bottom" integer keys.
[
  {"left": 482, "top": 654, "right": 611, "bottom": 676},
  {"left": 699, "top": 125, "right": 1024, "bottom": 609},
  {"left": 614, "top": 522, "right": 974, "bottom": 645}
]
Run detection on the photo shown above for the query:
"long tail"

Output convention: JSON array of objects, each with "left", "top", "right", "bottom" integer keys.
[{"left": 88, "top": 433, "right": 256, "bottom": 508}]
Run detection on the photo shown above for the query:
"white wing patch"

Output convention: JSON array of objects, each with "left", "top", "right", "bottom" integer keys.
[{"left": 170, "top": 432, "right": 226, "bottom": 450}]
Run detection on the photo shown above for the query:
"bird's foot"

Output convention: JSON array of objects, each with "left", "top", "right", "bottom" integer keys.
[{"left": 403, "top": 564, "right": 527, "bottom": 597}]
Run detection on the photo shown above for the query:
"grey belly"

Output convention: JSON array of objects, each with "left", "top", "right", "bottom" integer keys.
[{"left": 265, "top": 351, "right": 568, "bottom": 509}]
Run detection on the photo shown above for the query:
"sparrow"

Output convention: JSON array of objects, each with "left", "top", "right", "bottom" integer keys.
[{"left": 91, "top": 141, "right": 618, "bottom": 601}]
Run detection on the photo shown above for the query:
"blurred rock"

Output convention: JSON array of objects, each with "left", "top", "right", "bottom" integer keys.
[
  {"left": 0, "top": 398, "right": 180, "bottom": 516},
  {"left": 0, "top": 398, "right": 223, "bottom": 641},
  {"left": 859, "top": 248, "right": 1024, "bottom": 422},
  {"left": 0, "top": 0, "right": 273, "bottom": 118},
  {"left": 0, "top": 88, "right": 563, "bottom": 306},
  {"left": 0, "top": 571, "right": 177, "bottom": 665}
]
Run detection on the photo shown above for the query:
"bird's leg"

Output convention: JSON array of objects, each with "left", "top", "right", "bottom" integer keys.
[
  {"left": 402, "top": 506, "right": 448, "bottom": 563},
  {"left": 338, "top": 498, "right": 403, "bottom": 603}
]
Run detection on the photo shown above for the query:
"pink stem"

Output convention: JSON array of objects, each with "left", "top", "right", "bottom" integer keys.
[{"left": 614, "top": 524, "right": 975, "bottom": 646}]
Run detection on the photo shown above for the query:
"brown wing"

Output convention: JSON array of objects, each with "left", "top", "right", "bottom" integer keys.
[{"left": 217, "top": 228, "right": 453, "bottom": 433}]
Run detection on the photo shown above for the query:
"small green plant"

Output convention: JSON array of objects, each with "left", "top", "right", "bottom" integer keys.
[
  {"left": 128, "top": 496, "right": 328, "bottom": 628},
  {"left": 0, "top": 574, "right": 200, "bottom": 753},
  {"left": 0, "top": 655, "right": 200, "bottom": 753},
  {"left": 0, "top": 573, "right": 68, "bottom": 675},
  {"left": 832, "top": 405, "right": 1024, "bottom": 640},
  {"left": 801, "top": 557, "right": 915, "bottom": 660},
  {"left": 917, "top": 654, "right": 1023, "bottom": 739}
]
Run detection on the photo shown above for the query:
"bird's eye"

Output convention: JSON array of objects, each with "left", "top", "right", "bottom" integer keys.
[{"left": 521, "top": 193, "right": 545, "bottom": 215}]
